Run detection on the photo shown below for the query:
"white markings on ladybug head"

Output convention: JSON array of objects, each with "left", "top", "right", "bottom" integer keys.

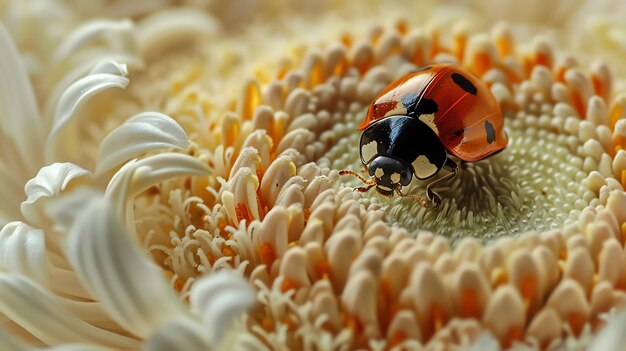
[
  {"left": 390, "top": 172, "right": 400, "bottom": 184},
  {"left": 375, "top": 167, "right": 384, "bottom": 178},
  {"left": 377, "top": 185, "right": 393, "bottom": 192},
  {"left": 412, "top": 155, "right": 438, "bottom": 179},
  {"left": 418, "top": 114, "right": 438, "bottom": 134},
  {"left": 361, "top": 140, "right": 378, "bottom": 163}
]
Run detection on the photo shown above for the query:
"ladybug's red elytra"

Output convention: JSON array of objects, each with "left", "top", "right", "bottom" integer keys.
[{"left": 340, "top": 63, "right": 508, "bottom": 207}]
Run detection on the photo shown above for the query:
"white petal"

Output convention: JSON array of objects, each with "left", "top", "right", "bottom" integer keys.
[
  {"left": 0, "top": 222, "right": 48, "bottom": 288},
  {"left": 189, "top": 271, "right": 254, "bottom": 345},
  {"left": 137, "top": 8, "right": 219, "bottom": 57},
  {"left": 67, "top": 195, "right": 186, "bottom": 338},
  {"left": 0, "top": 164, "right": 26, "bottom": 224},
  {"left": 44, "top": 55, "right": 143, "bottom": 121},
  {"left": 105, "top": 153, "right": 210, "bottom": 223},
  {"left": 0, "top": 24, "right": 44, "bottom": 172},
  {"left": 45, "top": 61, "right": 129, "bottom": 163},
  {"left": 44, "top": 345, "right": 118, "bottom": 351},
  {"left": 96, "top": 112, "right": 190, "bottom": 176},
  {"left": 144, "top": 317, "right": 211, "bottom": 351},
  {"left": 0, "top": 319, "right": 29, "bottom": 351},
  {"left": 465, "top": 332, "right": 500, "bottom": 351},
  {"left": 0, "top": 273, "right": 137, "bottom": 348},
  {"left": 88, "top": 60, "right": 129, "bottom": 76},
  {"left": 44, "top": 187, "right": 102, "bottom": 235},
  {"left": 51, "top": 19, "right": 136, "bottom": 66},
  {"left": 21, "top": 162, "right": 90, "bottom": 225},
  {"left": 589, "top": 311, "right": 626, "bottom": 351}
]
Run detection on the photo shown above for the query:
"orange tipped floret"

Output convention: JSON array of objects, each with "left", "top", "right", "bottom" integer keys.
[
  {"left": 235, "top": 202, "right": 253, "bottom": 223},
  {"left": 240, "top": 80, "right": 262, "bottom": 120},
  {"left": 222, "top": 114, "right": 240, "bottom": 148},
  {"left": 259, "top": 242, "right": 277, "bottom": 267}
]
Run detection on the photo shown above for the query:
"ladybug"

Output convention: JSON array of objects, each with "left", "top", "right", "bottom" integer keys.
[{"left": 340, "top": 63, "right": 508, "bottom": 207}]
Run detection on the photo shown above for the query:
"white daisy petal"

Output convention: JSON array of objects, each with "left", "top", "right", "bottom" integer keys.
[
  {"left": 95, "top": 0, "right": 170, "bottom": 18},
  {"left": 21, "top": 162, "right": 90, "bottom": 226},
  {"left": 144, "top": 317, "right": 211, "bottom": 351},
  {"left": 67, "top": 195, "right": 187, "bottom": 338},
  {"left": 0, "top": 23, "right": 44, "bottom": 173},
  {"left": 44, "top": 187, "right": 102, "bottom": 236},
  {"left": 43, "top": 345, "right": 118, "bottom": 351},
  {"left": 0, "top": 273, "right": 137, "bottom": 348},
  {"left": 189, "top": 271, "right": 254, "bottom": 345},
  {"left": 44, "top": 60, "right": 135, "bottom": 137},
  {"left": 45, "top": 55, "right": 143, "bottom": 120},
  {"left": 465, "top": 332, "right": 501, "bottom": 351},
  {"left": 0, "top": 165, "right": 27, "bottom": 224},
  {"left": 137, "top": 8, "right": 219, "bottom": 57},
  {"left": 105, "top": 153, "right": 210, "bottom": 223},
  {"left": 88, "top": 60, "right": 129, "bottom": 76},
  {"left": 0, "top": 324, "right": 29, "bottom": 351},
  {"left": 588, "top": 311, "right": 626, "bottom": 351},
  {"left": 95, "top": 112, "right": 190, "bottom": 176},
  {"left": 0, "top": 222, "right": 48, "bottom": 288},
  {"left": 45, "top": 61, "right": 129, "bottom": 164},
  {"left": 51, "top": 19, "right": 136, "bottom": 66}
]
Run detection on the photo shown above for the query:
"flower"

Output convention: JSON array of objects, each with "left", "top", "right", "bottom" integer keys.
[{"left": 2, "top": 1, "right": 626, "bottom": 351}]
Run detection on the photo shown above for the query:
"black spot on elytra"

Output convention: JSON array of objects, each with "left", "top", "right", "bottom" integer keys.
[
  {"left": 453, "top": 129, "right": 463, "bottom": 137},
  {"left": 485, "top": 120, "right": 496, "bottom": 144},
  {"left": 451, "top": 73, "right": 477, "bottom": 95},
  {"left": 403, "top": 96, "right": 438, "bottom": 117}
]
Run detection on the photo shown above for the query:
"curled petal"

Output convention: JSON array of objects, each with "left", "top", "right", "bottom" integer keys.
[
  {"left": 189, "top": 271, "right": 254, "bottom": 345},
  {"left": 0, "top": 273, "right": 137, "bottom": 348},
  {"left": 137, "top": 8, "right": 219, "bottom": 57},
  {"left": 96, "top": 112, "right": 190, "bottom": 175},
  {"left": 0, "top": 325, "right": 28, "bottom": 351},
  {"left": 21, "top": 162, "right": 90, "bottom": 225},
  {"left": 144, "top": 317, "right": 211, "bottom": 351},
  {"left": 45, "top": 61, "right": 129, "bottom": 163},
  {"left": 45, "top": 55, "right": 143, "bottom": 121},
  {"left": 67, "top": 195, "right": 186, "bottom": 338},
  {"left": 44, "top": 187, "right": 100, "bottom": 234},
  {"left": 105, "top": 153, "right": 210, "bottom": 222},
  {"left": 51, "top": 19, "right": 136, "bottom": 65},
  {"left": 0, "top": 24, "right": 44, "bottom": 172},
  {"left": 0, "top": 222, "right": 48, "bottom": 288}
]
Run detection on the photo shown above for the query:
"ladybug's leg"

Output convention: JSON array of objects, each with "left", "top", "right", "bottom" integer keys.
[
  {"left": 426, "top": 158, "right": 459, "bottom": 208},
  {"left": 395, "top": 187, "right": 429, "bottom": 208},
  {"left": 354, "top": 184, "right": 375, "bottom": 193}
]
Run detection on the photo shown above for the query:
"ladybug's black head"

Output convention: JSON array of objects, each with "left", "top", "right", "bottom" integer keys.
[{"left": 367, "top": 155, "right": 413, "bottom": 196}]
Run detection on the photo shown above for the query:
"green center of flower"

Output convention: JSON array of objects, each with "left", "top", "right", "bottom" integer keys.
[{"left": 321, "top": 105, "right": 595, "bottom": 240}]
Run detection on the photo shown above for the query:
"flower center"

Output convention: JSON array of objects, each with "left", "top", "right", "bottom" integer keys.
[{"left": 321, "top": 110, "right": 593, "bottom": 239}]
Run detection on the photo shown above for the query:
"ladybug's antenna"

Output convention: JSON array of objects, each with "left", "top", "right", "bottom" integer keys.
[
  {"left": 339, "top": 170, "right": 378, "bottom": 194},
  {"left": 339, "top": 170, "right": 376, "bottom": 186},
  {"left": 395, "top": 186, "right": 429, "bottom": 208}
]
